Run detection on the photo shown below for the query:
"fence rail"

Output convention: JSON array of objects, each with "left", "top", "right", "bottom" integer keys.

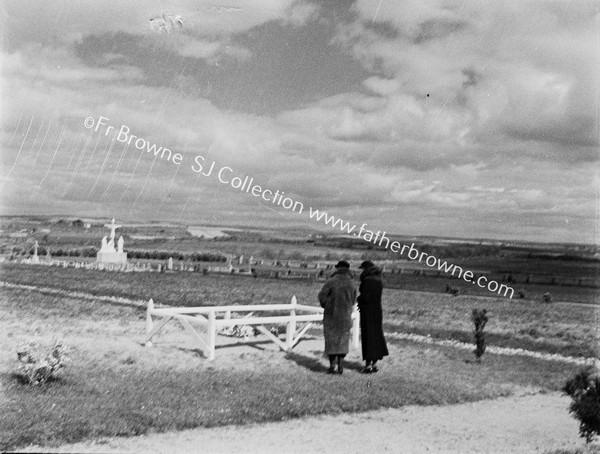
[{"left": 144, "top": 296, "right": 360, "bottom": 360}]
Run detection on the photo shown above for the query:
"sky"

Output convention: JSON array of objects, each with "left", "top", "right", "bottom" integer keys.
[{"left": 1, "top": 0, "right": 598, "bottom": 244}]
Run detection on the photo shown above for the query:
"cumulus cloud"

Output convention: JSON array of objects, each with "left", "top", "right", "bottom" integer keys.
[{"left": 328, "top": 0, "right": 599, "bottom": 163}]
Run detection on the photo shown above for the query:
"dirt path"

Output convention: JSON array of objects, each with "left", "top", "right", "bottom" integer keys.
[{"left": 19, "top": 391, "right": 592, "bottom": 454}]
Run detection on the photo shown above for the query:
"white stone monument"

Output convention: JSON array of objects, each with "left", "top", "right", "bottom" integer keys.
[
  {"left": 31, "top": 241, "right": 40, "bottom": 264},
  {"left": 96, "top": 218, "right": 127, "bottom": 265}
]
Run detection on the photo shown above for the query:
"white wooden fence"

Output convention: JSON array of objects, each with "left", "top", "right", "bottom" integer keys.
[{"left": 145, "top": 296, "right": 360, "bottom": 360}]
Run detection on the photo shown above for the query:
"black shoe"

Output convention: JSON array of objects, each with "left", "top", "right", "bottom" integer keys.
[
  {"left": 371, "top": 365, "right": 379, "bottom": 373},
  {"left": 327, "top": 366, "right": 336, "bottom": 374},
  {"left": 361, "top": 366, "right": 373, "bottom": 374},
  {"left": 336, "top": 357, "right": 344, "bottom": 374}
]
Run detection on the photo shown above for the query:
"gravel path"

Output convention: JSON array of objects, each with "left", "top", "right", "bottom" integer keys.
[{"left": 19, "top": 392, "right": 593, "bottom": 454}]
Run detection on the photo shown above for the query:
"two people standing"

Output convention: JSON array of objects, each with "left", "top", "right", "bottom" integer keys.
[{"left": 318, "top": 260, "right": 388, "bottom": 374}]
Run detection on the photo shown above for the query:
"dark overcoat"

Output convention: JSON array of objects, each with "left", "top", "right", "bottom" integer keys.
[
  {"left": 318, "top": 268, "right": 357, "bottom": 355},
  {"left": 357, "top": 266, "right": 389, "bottom": 361}
]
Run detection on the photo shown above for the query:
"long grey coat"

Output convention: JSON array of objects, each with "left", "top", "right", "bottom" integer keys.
[{"left": 318, "top": 268, "right": 357, "bottom": 355}]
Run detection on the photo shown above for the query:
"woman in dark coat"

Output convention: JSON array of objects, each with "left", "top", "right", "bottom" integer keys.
[
  {"left": 318, "top": 260, "right": 357, "bottom": 374},
  {"left": 357, "top": 260, "right": 388, "bottom": 373}
]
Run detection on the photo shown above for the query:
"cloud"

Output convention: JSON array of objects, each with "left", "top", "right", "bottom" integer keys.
[
  {"left": 282, "top": 1, "right": 320, "bottom": 28},
  {"left": 327, "top": 0, "right": 599, "bottom": 163},
  {"left": 362, "top": 76, "right": 400, "bottom": 96},
  {"left": 177, "top": 38, "right": 252, "bottom": 62},
  {"left": 3, "top": 0, "right": 300, "bottom": 68}
]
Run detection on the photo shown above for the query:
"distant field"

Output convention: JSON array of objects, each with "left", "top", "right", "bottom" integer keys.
[
  {"left": 1, "top": 263, "right": 596, "bottom": 359},
  {"left": 2, "top": 217, "right": 598, "bottom": 304}
]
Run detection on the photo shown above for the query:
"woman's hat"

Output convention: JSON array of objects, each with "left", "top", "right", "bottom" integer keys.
[
  {"left": 334, "top": 260, "right": 350, "bottom": 268},
  {"left": 359, "top": 260, "right": 375, "bottom": 269}
]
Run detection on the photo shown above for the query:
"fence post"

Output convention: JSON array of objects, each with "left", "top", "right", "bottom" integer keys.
[
  {"left": 286, "top": 295, "right": 297, "bottom": 350},
  {"left": 207, "top": 310, "right": 216, "bottom": 360},
  {"left": 145, "top": 299, "right": 154, "bottom": 347},
  {"left": 352, "top": 307, "right": 360, "bottom": 350}
]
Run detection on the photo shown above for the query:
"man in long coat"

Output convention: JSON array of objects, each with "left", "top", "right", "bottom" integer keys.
[
  {"left": 318, "top": 260, "right": 356, "bottom": 374},
  {"left": 357, "top": 260, "right": 389, "bottom": 373}
]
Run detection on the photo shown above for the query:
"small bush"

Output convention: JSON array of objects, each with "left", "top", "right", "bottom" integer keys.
[
  {"left": 16, "top": 341, "right": 71, "bottom": 386},
  {"left": 542, "top": 292, "right": 553, "bottom": 303},
  {"left": 445, "top": 284, "right": 460, "bottom": 296},
  {"left": 471, "top": 309, "right": 488, "bottom": 362},
  {"left": 563, "top": 367, "right": 600, "bottom": 443}
]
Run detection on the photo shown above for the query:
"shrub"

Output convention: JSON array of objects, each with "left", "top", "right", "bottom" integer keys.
[
  {"left": 563, "top": 367, "right": 600, "bottom": 443},
  {"left": 542, "top": 292, "right": 553, "bottom": 303},
  {"left": 471, "top": 309, "right": 488, "bottom": 362},
  {"left": 16, "top": 341, "right": 71, "bottom": 386}
]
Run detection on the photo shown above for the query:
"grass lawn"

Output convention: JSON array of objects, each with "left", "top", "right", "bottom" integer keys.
[
  {"left": 1, "top": 263, "right": 597, "bottom": 358},
  {"left": 0, "top": 285, "right": 587, "bottom": 451}
]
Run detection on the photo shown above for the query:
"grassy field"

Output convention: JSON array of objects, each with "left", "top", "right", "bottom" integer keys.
[
  {"left": 0, "top": 286, "right": 583, "bottom": 451},
  {"left": 1, "top": 263, "right": 597, "bottom": 359}
]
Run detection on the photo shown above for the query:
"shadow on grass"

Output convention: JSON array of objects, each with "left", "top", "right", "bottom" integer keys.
[
  {"left": 284, "top": 352, "right": 364, "bottom": 374},
  {"left": 172, "top": 338, "right": 285, "bottom": 359},
  {"left": 8, "top": 372, "right": 65, "bottom": 388},
  {"left": 9, "top": 372, "right": 30, "bottom": 385}
]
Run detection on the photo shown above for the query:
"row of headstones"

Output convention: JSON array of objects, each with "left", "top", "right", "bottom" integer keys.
[
  {"left": 17, "top": 256, "right": 253, "bottom": 274},
  {"left": 268, "top": 260, "right": 321, "bottom": 269},
  {"left": 15, "top": 256, "right": 440, "bottom": 277},
  {"left": 20, "top": 258, "right": 155, "bottom": 273},
  {"left": 232, "top": 256, "right": 322, "bottom": 269}
]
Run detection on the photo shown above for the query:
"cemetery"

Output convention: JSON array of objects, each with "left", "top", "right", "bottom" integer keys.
[{"left": 0, "top": 217, "right": 598, "bottom": 453}]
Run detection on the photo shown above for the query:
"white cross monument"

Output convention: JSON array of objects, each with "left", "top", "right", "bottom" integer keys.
[{"left": 96, "top": 218, "right": 128, "bottom": 264}]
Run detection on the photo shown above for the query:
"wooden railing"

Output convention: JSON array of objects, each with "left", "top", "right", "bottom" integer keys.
[{"left": 145, "top": 296, "right": 360, "bottom": 360}]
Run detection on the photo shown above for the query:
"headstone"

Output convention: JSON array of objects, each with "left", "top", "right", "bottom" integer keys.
[
  {"left": 31, "top": 241, "right": 40, "bottom": 264},
  {"left": 168, "top": 257, "right": 173, "bottom": 270}
]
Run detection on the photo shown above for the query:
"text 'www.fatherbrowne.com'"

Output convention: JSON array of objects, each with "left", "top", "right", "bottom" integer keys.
[
  {"left": 82, "top": 115, "right": 514, "bottom": 299},
  {"left": 307, "top": 207, "right": 515, "bottom": 299}
]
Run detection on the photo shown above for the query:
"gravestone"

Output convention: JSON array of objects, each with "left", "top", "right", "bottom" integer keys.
[{"left": 31, "top": 241, "right": 40, "bottom": 264}]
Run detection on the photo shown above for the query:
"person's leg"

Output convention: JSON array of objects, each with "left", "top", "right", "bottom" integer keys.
[
  {"left": 362, "top": 360, "right": 373, "bottom": 373},
  {"left": 336, "top": 354, "right": 345, "bottom": 374},
  {"left": 328, "top": 355, "right": 337, "bottom": 374}
]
